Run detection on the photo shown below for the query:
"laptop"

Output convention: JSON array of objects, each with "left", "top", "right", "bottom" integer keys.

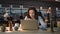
[{"left": 20, "top": 20, "right": 38, "bottom": 30}]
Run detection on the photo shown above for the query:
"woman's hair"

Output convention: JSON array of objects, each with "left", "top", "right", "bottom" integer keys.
[
  {"left": 27, "top": 7, "right": 38, "bottom": 20},
  {"left": 26, "top": 7, "right": 45, "bottom": 21}
]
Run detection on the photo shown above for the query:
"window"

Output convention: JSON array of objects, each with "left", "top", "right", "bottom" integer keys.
[{"left": 0, "top": 8, "right": 3, "bottom": 13}]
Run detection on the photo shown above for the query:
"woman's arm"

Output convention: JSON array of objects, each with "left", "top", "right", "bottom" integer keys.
[{"left": 38, "top": 16, "right": 47, "bottom": 27}]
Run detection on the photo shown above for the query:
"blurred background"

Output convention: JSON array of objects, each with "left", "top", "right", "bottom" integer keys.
[{"left": 0, "top": 0, "right": 60, "bottom": 27}]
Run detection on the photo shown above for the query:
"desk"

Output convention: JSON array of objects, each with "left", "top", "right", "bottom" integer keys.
[
  {"left": 0, "top": 27, "right": 60, "bottom": 34},
  {"left": 0, "top": 28, "right": 60, "bottom": 34}
]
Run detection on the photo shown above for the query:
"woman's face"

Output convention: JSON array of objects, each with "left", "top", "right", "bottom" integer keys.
[{"left": 29, "top": 10, "right": 35, "bottom": 18}]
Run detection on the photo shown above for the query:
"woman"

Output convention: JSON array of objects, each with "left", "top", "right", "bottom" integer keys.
[{"left": 24, "top": 7, "right": 47, "bottom": 30}]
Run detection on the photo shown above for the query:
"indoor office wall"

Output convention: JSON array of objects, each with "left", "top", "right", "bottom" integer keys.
[
  {"left": 0, "top": 4, "right": 40, "bottom": 19},
  {"left": 0, "top": 5, "right": 46, "bottom": 19},
  {"left": 0, "top": 4, "right": 58, "bottom": 20}
]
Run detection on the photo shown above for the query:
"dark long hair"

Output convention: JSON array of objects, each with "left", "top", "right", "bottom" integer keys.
[
  {"left": 27, "top": 7, "right": 38, "bottom": 20},
  {"left": 27, "top": 7, "right": 45, "bottom": 21}
]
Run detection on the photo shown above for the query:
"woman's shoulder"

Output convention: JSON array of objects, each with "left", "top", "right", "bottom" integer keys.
[
  {"left": 24, "top": 16, "right": 31, "bottom": 20},
  {"left": 24, "top": 16, "right": 27, "bottom": 19}
]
